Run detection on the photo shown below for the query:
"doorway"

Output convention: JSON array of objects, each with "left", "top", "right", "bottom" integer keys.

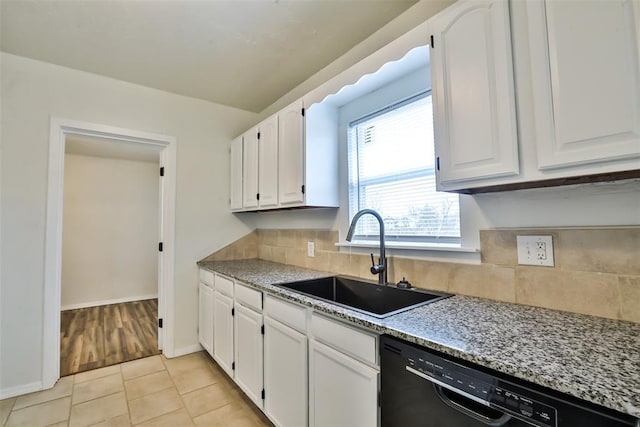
[
  {"left": 60, "top": 134, "right": 163, "bottom": 375},
  {"left": 43, "top": 118, "right": 176, "bottom": 387}
]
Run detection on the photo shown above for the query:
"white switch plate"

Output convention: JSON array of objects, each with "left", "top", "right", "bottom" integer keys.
[
  {"left": 516, "top": 235, "right": 554, "bottom": 267},
  {"left": 307, "top": 241, "right": 315, "bottom": 257}
]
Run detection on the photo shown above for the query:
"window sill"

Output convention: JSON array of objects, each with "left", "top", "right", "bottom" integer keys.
[{"left": 335, "top": 241, "right": 479, "bottom": 253}]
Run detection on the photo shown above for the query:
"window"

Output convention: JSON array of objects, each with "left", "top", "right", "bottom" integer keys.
[{"left": 348, "top": 92, "right": 460, "bottom": 244}]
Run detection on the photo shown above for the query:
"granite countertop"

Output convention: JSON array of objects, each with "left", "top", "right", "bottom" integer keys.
[{"left": 198, "top": 259, "right": 640, "bottom": 419}]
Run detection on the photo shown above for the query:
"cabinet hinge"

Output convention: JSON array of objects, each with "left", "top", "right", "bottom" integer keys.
[
  {"left": 158, "top": 318, "right": 163, "bottom": 328},
  {"left": 231, "top": 307, "right": 235, "bottom": 316},
  {"left": 256, "top": 193, "right": 260, "bottom": 201},
  {"left": 436, "top": 156, "right": 440, "bottom": 171},
  {"left": 261, "top": 389, "right": 265, "bottom": 400},
  {"left": 301, "top": 108, "right": 305, "bottom": 117},
  {"left": 158, "top": 242, "right": 163, "bottom": 252},
  {"left": 232, "top": 362, "right": 235, "bottom": 371},
  {"left": 159, "top": 166, "right": 165, "bottom": 177},
  {"left": 257, "top": 131, "right": 261, "bottom": 140},
  {"left": 430, "top": 35, "right": 434, "bottom": 48},
  {"left": 301, "top": 184, "right": 305, "bottom": 194},
  {"left": 261, "top": 324, "right": 265, "bottom": 335}
]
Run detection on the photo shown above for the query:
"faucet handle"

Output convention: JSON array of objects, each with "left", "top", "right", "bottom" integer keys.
[{"left": 370, "top": 253, "right": 383, "bottom": 275}]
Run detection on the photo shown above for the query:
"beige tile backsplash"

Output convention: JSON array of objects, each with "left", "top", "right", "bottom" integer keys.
[{"left": 205, "top": 227, "right": 639, "bottom": 323}]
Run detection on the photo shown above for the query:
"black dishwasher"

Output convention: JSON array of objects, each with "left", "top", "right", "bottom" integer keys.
[{"left": 380, "top": 335, "right": 638, "bottom": 427}]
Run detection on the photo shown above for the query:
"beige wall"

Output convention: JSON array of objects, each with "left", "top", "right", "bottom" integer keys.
[
  {"left": 0, "top": 52, "right": 257, "bottom": 393},
  {"left": 210, "top": 227, "right": 640, "bottom": 324},
  {"left": 62, "top": 153, "right": 159, "bottom": 309}
]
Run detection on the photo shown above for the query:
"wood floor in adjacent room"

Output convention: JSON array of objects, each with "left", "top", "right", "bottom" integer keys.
[{"left": 60, "top": 299, "right": 160, "bottom": 377}]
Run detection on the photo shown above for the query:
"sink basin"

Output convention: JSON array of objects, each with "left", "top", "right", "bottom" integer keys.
[{"left": 275, "top": 276, "right": 450, "bottom": 319}]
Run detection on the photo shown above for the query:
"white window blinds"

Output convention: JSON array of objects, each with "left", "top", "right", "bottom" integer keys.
[{"left": 348, "top": 92, "right": 460, "bottom": 244}]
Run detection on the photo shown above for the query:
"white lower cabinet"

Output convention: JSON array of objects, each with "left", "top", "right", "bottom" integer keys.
[
  {"left": 234, "top": 303, "right": 264, "bottom": 408},
  {"left": 309, "top": 339, "right": 379, "bottom": 427},
  {"left": 198, "top": 281, "right": 214, "bottom": 357},
  {"left": 264, "top": 315, "right": 308, "bottom": 427},
  {"left": 213, "top": 289, "right": 234, "bottom": 377}
]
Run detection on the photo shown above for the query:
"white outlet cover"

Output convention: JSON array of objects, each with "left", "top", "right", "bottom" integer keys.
[
  {"left": 516, "top": 235, "right": 554, "bottom": 267},
  {"left": 307, "top": 241, "right": 315, "bottom": 257}
]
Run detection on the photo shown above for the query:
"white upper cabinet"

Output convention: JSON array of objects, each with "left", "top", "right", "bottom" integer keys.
[
  {"left": 278, "top": 100, "right": 306, "bottom": 206},
  {"left": 242, "top": 126, "right": 259, "bottom": 209},
  {"left": 258, "top": 114, "right": 279, "bottom": 208},
  {"left": 528, "top": 0, "right": 640, "bottom": 170},
  {"left": 229, "top": 136, "right": 243, "bottom": 211},
  {"left": 431, "top": 0, "right": 519, "bottom": 190}
]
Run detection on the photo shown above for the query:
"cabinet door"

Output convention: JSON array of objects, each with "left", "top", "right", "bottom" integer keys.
[
  {"left": 528, "top": 0, "right": 640, "bottom": 170},
  {"left": 234, "top": 304, "right": 264, "bottom": 408},
  {"left": 278, "top": 100, "right": 306, "bottom": 205},
  {"left": 230, "top": 136, "right": 243, "bottom": 211},
  {"left": 431, "top": 0, "right": 519, "bottom": 188},
  {"left": 259, "top": 115, "right": 279, "bottom": 208},
  {"left": 213, "top": 291, "right": 234, "bottom": 377},
  {"left": 198, "top": 282, "right": 214, "bottom": 357},
  {"left": 264, "top": 316, "right": 308, "bottom": 427},
  {"left": 309, "top": 340, "right": 378, "bottom": 427},
  {"left": 242, "top": 127, "right": 259, "bottom": 209}
]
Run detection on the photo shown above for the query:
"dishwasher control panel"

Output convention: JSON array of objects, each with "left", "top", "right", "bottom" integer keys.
[{"left": 407, "top": 352, "right": 558, "bottom": 427}]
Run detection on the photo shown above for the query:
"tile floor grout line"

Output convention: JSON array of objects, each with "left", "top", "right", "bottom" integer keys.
[{"left": 121, "top": 362, "right": 134, "bottom": 427}]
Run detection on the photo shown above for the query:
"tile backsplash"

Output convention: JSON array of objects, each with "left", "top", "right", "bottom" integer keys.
[{"left": 203, "top": 227, "right": 639, "bottom": 323}]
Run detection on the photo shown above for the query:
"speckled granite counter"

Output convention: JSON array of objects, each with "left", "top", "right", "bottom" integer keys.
[{"left": 198, "top": 259, "right": 640, "bottom": 419}]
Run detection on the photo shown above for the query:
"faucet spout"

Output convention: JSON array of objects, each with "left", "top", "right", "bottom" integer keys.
[{"left": 346, "top": 209, "right": 387, "bottom": 285}]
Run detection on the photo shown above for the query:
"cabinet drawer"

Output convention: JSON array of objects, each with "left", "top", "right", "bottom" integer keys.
[
  {"left": 311, "top": 313, "right": 378, "bottom": 366},
  {"left": 235, "top": 282, "right": 262, "bottom": 312},
  {"left": 215, "top": 274, "right": 234, "bottom": 297},
  {"left": 264, "top": 295, "right": 307, "bottom": 333},
  {"left": 199, "top": 269, "right": 214, "bottom": 287}
]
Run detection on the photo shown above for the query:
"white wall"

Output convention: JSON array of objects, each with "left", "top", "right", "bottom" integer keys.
[
  {"left": 62, "top": 153, "right": 159, "bottom": 309},
  {"left": 0, "top": 52, "right": 257, "bottom": 394}
]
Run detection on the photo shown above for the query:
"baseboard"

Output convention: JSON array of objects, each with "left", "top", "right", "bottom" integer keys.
[
  {"left": 0, "top": 381, "right": 44, "bottom": 400},
  {"left": 167, "top": 344, "right": 203, "bottom": 358},
  {"left": 61, "top": 294, "right": 158, "bottom": 311}
]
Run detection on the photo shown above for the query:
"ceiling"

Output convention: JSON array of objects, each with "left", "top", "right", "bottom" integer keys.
[
  {"left": 1, "top": 0, "right": 419, "bottom": 113},
  {"left": 65, "top": 134, "right": 162, "bottom": 163}
]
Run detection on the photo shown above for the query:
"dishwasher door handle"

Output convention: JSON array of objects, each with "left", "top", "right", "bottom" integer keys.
[{"left": 406, "top": 366, "right": 512, "bottom": 426}]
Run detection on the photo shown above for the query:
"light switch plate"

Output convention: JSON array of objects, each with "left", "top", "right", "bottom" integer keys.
[{"left": 516, "top": 235, "right": 554, "bottom": 267}]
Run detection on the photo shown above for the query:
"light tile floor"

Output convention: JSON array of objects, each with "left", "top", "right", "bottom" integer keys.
[{"left": 1, "top": 352, "right": 273, "bottom": 427}]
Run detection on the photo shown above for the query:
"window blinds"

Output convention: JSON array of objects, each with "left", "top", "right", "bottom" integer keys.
[{"left": 348, "top": 93, "right": 460, "bottom": 244}]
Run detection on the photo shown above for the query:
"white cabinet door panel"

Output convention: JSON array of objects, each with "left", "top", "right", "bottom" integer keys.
[
  {"left": 198, "top": 282, "right": 214, "bottom": 357},
  {"left": 432, "top": 0, "right": 519, "bottom": 187},
  {"left": 242, "top": 127, "right": 259, "bottom": 209},
  {"left": 529, "top": 0, "right": 640, "bottom": 169},
  {"left": 309, "top": 340, "right": 378, "bottom": 427},
  {"left": 259, "top": 115, "right": 279, "bottom": 208},
  {"left": 234, "top": 305, "right": 263, "bottom": 409},
  {"left": 264, "top": 317, "right": 308, "bottom": 427},
  {"left": 278, "top": 100, "right": 305, "bottom": 205},
  {"left": 213, "top": 291, "right": 234, "bottom": 377},
  {"left": 230, "top": 136, "right": 243, "bottom": 211}
]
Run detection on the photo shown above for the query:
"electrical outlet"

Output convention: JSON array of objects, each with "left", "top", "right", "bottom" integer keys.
[
  {"left": 307, "top": 241, "right": 315, "bottom": 257},
  {"left": 516, "top": 235, "right": 554, "bottom": 267}
]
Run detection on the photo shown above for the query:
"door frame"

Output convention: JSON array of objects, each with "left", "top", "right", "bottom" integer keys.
[{"left": 43, "top": 117, "right": 177, "bottom": 388}]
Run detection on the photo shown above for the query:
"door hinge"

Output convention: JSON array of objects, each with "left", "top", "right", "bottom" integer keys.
[
  {"left": 261, "top": 389, "right": 265, "bottom": 400},
  {"left": 159, "top": 242, "right": 163, "bottom": 252},
  {"left": 232, "top": 362, "right": 235, "bottom": 371},
  {"left": 257, "top": 131, "right": 261, "bottom": 140},
  {"left": 301, "top": 108, "right": 305, "bottom": 117},
  {"left": 158, "top": 318, "right": 163, "bottom": 328},
  {"left": 436, "top": 156, "right": 440, "bottom": 171},
  {"left": 160, "top": 166, "right": 164, "bottom": 177},
  {"left": 231, "top": 307, "right": 235, "bottom": 316},
  {"left": 301, "top": 184, "right": 305, "bottom": 194},
  {"left": 430, "top": 35, "right": 434, "bottom": 48},
  {"left": 261, "top": 324, "right": 265, "bottom": 335},
  {"left": 256, "top": 193, "right": 260, "bottom": 201}
]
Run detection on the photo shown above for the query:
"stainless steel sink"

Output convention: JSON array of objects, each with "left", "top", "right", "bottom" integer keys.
[{"left": 275, "top": 276, "right": 450, "bottom": 319}]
